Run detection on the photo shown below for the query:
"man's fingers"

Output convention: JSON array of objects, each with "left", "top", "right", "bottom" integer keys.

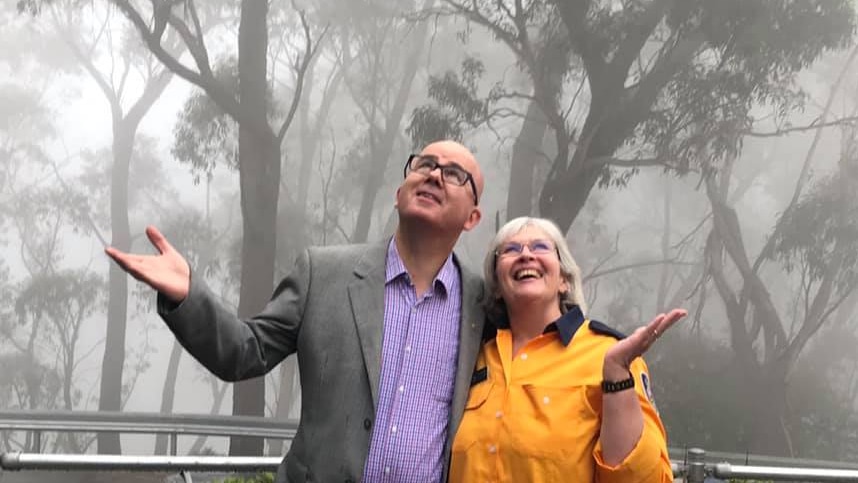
[
  {"left": 146, "top": 225, "right": 173, "bottom": 255},
  {"left": 105, "top": 247, "right": 131, "bottom": 270}
]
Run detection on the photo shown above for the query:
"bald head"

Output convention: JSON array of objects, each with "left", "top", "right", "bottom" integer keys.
[{"left": 420, "top": 140, "right": 484, "bottom": 203}]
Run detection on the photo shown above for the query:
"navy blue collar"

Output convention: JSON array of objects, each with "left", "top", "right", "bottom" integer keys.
[{"left": 542, "top": 305, "right": 586, "bottom": 347}]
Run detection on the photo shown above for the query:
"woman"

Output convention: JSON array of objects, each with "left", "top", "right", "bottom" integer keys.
[{"left": 450, "top": 217, "right": 685, "bottom": 482}]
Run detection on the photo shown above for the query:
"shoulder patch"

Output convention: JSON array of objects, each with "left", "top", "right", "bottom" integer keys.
[
  {"left": 640, "top": 371, "right": 658, "bottom": 413},
  {"left": 588, "top": 320, "right": 627, "bottom": 340}
]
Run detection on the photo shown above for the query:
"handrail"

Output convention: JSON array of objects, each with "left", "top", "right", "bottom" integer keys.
[
  {"left": 0, "top": 452, "right": 282, "bottom": 472},
  {"left": 5, "top": 451, "right": 858, "bottom": 482},
  {"left": 0, "top": 410, "right": 298, "bottom": 439},
  {"left": 0, "top": 410, "right": 297, "bottom": 456},
  {"left": 712, "top": 462, "right": 858, "bottom": 481},
  {"left": 669, "top": 446, "right": 858, "bottom": 470}
]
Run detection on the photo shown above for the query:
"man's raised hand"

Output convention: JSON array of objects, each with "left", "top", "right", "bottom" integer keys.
[{"left": 105, "top": 225, "right": 191, "bottom": 303}]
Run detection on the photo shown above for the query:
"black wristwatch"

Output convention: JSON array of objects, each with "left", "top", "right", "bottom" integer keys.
[{"left": 601, "top": 374, "right": 635, "bottom": 393}]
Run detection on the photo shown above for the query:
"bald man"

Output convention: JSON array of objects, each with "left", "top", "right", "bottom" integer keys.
[{"left": 106, "top": 140, "right": 486, "bottom": 483}]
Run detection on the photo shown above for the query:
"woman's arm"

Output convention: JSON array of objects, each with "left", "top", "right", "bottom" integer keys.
[{"left": 598, "top": 308, "right": 686, "bottom": 465}]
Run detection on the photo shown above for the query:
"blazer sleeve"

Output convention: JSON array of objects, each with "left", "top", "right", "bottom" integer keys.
[{"left": 157, "top": 248, "right": 311, "bottom": 382}]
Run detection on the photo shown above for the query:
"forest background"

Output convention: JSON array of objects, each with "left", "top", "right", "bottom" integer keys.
[{"left": 2, "top": 0, "right": 858, "bottom": 462}]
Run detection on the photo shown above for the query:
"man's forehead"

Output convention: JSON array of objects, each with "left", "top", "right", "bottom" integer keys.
[{"left": 421, "top": 144, "right": 476, "bottom": 168}]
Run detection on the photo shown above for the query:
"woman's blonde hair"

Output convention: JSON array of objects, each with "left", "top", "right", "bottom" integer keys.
[{"left": 483, "top": 216, "right": 587, "bottom": 320}]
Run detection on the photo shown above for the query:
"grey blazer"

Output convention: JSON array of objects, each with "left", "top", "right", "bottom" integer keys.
[{"left": 159, "top": 240, "right": 485, "bottom": 482}]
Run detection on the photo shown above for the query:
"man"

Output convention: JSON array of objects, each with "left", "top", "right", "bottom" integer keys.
[{"left": 106, "top": 140, "right": 485, "bottom": 482}]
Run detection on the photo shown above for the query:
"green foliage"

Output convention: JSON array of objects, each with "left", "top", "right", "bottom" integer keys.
[
  {"left": 650, "top": 331, "right": 754, "bottom": 453},
  {"left": 407, "top": 57, "right": 490, "bottom": 148},
  {"left": 637, "top": 0, "right": 855, "bottom": 176},
  {"left": 217, "top": 473, "right": 274, "bottom": 483},
  {"left": 771, "top": 163, "right": 858, "bottom": 294},
  {"left": 172, "top": 59, "right": 241, "bottom": 184}
]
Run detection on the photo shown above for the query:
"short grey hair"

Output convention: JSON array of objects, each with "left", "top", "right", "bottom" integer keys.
[{"left": 483, "top": 216, "right": 587, "bottom": 320}]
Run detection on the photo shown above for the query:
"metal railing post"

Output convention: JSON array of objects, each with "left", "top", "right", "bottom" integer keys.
[
  {"left": 170, "top": 433, "right": 178, "bottom": 456},
  {"left": 686, "top": 447, "right": 706, "bottom": 483}
]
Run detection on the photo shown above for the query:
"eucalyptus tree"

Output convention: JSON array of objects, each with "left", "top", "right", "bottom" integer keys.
[
  {"left": 418, "top": 0, "right": 858, "bottom": 456},
  {"left": 111, "top": 0, "right": 324, "bottom": 455},
  {"left": 431, "top": 0, "right": 855, "bottom": 232},
  {"left": 30, "top": 2, "right": 178, "bottom": 454},
  {"left": 0, "top": 82, "right": 116, "bottom": 452},
  {"left": 334, "top": 0, "right": 436, "bottom": 243}
]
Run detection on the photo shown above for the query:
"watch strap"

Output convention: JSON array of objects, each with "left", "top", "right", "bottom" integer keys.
[{"left": 601, "top": 374, "right": 635, "bottom": 393}]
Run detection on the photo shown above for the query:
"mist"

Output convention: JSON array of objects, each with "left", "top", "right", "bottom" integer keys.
[{"left": 1, "top": 0, "right": 858, "bottom": 464}]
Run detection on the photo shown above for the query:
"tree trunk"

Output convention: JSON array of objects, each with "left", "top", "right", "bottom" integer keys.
[
  {"left": 539, "top": 155, "right": 602, "bottom": 233},
  {"left": 98, "top": 124, "right": 133, "bottom": 455},
  {"left": 154, "top": 339, "right": 183, "bottom": 455},
  {"left": 231, "top": 0, "right": 279, "bottom": 456},
  {"left": 506, "top": 98, "right": 548, "bottom": 220},
  {"left": 351, "top": 0, "right": 434, "bottom": 243},
  {"left": 746, "top": 364, "right": 793, "bottom": 456}
]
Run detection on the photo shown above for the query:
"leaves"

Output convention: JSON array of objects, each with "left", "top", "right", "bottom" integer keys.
[{"left": 407, "top": 57, "right": 489, "bottom": 148}]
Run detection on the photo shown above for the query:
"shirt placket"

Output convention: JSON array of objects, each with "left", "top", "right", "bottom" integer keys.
[{"left": 383, "top": 280, "right": 431, "bottom": 482}]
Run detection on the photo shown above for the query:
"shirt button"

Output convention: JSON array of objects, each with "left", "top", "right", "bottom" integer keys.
[
  {"left": 405, "top": 345, "right": 412, "bottom": 353},
  {"left": 495, "top": 410, "right": 503, "bottom": 419},
  {"left": 398, "top": 385, "right": 405, "bottom": 393},
  {"left": 543, "top": 396, "right": 551, "bottom": 405},
  {"left": 488, "top": 444, "right": 497, "bottom": 454},
  {"left": 520, "top": 353, "right": 528, "bottom": 360},
  {"left": 363, "top": 418, "right": 372, "bottom": 430},
  {"left": 411, "top": 306, "right": 417, "bottom": 312},
  {"left": 391, "top": 425, "right": 397, "bottom": 434},
  {"left": 384, "top": 467, "right": 391, "bottom": 475}
]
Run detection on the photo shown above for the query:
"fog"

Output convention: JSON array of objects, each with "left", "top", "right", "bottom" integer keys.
[{"left": 2, "top": 0, "right": 858, "bottom": 463}]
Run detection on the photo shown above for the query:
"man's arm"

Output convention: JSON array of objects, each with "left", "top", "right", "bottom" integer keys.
[{"left": 107, "top": 225, "right": 306, "bottom": 381}]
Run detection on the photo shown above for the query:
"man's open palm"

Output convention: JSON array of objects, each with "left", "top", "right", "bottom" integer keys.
[{"left": 105, "top": 225, "right": 191, "bottom": 303}]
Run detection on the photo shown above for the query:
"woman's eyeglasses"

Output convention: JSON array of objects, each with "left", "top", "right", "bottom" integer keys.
[{"left": 496, "top": 240, "right": 556, "bottom": 258}]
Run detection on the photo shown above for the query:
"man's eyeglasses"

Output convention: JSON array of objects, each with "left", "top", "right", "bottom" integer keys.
[
  {"left": 404, "top": 154, "right": 478, "bottom": 205},
  {"left": 496, "top": 240, "right": 556, "bottom": 258}
]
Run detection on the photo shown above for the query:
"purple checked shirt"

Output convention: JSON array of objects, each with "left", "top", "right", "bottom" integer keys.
[{"left": 361, "top": 239, "right": 462, "bottom": 483}]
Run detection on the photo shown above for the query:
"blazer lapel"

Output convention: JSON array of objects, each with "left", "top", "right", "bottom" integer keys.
[
  {"left": 348, "top": 241, "right": 388, "bottom": 407},
  {"left": 448, "top": 262, "right": 485, "bottom": 440}
]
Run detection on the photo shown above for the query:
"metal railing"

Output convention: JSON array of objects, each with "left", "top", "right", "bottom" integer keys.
[
  {"left": 0, "top": 410, "right": 295, "bottom": 482},
  {"left": 0, "top": 451, "right": 281, "bottom": 471},
  {"left": 4, "top": 412, "right": 858, "bottom": 481},
  {"left": 0, "top": 409, "right": 297, "bottom": 455},
  {"left": 674, "top": 448, "right": 858, "bottom": 482}
]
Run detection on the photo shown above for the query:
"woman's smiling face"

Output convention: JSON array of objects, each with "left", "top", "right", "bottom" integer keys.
[{"left": 494, "top": 224, "right": 568, "bottom": 309}]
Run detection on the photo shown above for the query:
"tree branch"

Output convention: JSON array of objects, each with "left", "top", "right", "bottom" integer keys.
[
  {"left": 744, "top": 116, "right": 858, "bottom": 138},
  {"left": 277, "top": 8, "right": 329, "bottom": 143}
]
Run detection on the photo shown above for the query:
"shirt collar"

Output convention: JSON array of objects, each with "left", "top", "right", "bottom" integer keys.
[
  {"left": 385, "top": 237, "right": 457, "bottom": 294},
  {"left": 542, "top": 305, "right": 586, "bottom": 346}
]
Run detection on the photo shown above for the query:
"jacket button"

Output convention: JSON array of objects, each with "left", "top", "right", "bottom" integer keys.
[{"left": 363, "top": 418, "right": 372, "bottom": 430}]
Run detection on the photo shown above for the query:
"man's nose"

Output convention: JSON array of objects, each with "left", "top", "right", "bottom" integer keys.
[{"left": 424, "top": 166, "right": 444, "bottom": 184}]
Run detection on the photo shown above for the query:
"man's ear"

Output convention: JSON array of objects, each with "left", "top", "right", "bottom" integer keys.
[
  {"left": 394, "top": 187, "right": 401, "bottom": 208},
  {"left": 463, "top": 207, "right": 482, "bottom": 232}
]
